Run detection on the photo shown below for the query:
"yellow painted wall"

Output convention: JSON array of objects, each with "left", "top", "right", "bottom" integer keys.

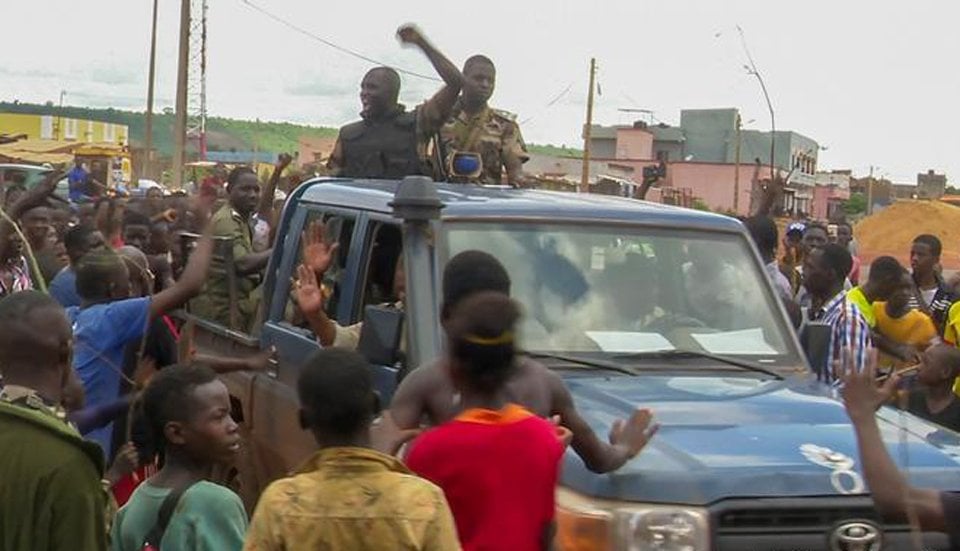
[
  {"left": 0, "top": 113, "right": 42, "bottom": 137},
  {"left": 0, "top": 112, "right": 128, "bottom": 145}
]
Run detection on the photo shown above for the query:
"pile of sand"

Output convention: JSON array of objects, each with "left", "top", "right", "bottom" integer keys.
[{"left": 855, "top": 200, "right": 960, "bottom": 268}]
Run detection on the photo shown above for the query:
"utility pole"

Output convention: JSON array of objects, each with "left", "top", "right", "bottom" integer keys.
[
  {"left": 580, "top": 58, "right": 596, "bottom": 194},
  {"left": 56, "top": 90, "right": 66, "bottom": 140},
  {"left": 867, "top": 165, "right": 875, "bottom": 216},
  {"left": 172, "top": 0, "right": 190, "bottom": 191},
  {"left": 734, "top": 113, "right": 742, "bottom": 213},
  {"left": 144, "top": 0, "right": 159, "bottom": 181},
  {"left": 186, "top": 0, "right": 209, "bottom": 161}
]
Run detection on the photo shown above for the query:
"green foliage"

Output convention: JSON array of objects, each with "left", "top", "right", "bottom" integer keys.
[
  {"left": 0, "top": 102, "right": 336, "bottom": 157},
  {"left": 527, "top": 144, "right": 583, "bottom": 158},
  {"left": 691, "top": 198, "right": 711, "bottom": 211},
  {"left": 1, "top": 101, "right": 577, "bottom": 161},
  {"left": 843, "top": 192, "right": 867, "bottom": 215},
  {"left": 207, "top": 116, "right": 337, "bottom": 154}
]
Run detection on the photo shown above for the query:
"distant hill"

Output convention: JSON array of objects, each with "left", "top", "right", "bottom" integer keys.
[
  {"left": 0, "top": 101, "right": 337, "bottom": 157},
  {"left": 0, "top": 101, "right": 581, "bottom": 159}
]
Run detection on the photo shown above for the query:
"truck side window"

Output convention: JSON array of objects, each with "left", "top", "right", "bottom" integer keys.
[
  {"left": 285, "top": 211, "right": 356, "bottom": 326},
  {"left": 361, "top": 223, "right": 403, "bottom": 308}
]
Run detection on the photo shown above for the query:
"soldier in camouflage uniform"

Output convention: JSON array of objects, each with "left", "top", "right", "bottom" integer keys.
[{"left": 437, "top": 55, "right": 529, "bottom": 185}]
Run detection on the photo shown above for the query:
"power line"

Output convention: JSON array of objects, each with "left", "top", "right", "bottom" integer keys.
[
  {"left": 238, "top": 0, "right": 440, "bottom": 82},
  {"left": 520, "top": 82, "right": 573, "bottom": 125}
]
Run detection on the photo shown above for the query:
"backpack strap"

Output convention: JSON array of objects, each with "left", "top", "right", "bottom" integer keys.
[{"left": 142, "top": 481, "right": 196, "bottom": 549}]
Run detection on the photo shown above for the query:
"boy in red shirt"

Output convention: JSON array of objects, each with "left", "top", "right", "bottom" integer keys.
[{"left": 406, "top": 291, "right": 563, "bottom": 551}]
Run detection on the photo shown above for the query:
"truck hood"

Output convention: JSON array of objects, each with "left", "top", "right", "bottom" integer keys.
[{"left": 562, "top": 374, "right": 960, "bottom": 505}]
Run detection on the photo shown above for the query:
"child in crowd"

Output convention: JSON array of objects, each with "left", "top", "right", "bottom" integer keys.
[
  {"left": 903, "top": 344, "right": 960, "bottom": 433},
  {"left": 244, "top": 348, "right": 459, "bottom": 550},
  {"left": 406, "top": 292, "right": 564, "bottom": 551},
  {"left": 111, "top": 365, "right": 247, "bottom": 550}
]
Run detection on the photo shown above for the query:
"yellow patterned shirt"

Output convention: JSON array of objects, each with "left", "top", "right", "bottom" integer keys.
[{"left": 243, "top": 446, "right": 461, "bottom": 551}]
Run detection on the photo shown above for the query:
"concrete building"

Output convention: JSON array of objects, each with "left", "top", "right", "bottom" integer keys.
[
  {"left": 917, "top": 169, "right": 946, "bottom": 199},
  {"left": 893, "top": 183, "right": 918, "bottom": 200},
  {"left": 583, "top": 107, "right": 820, "bottom": 215},
  {"left": 851, "top": 176, "right": 895, "bottom": 210},
  {"left": 0, "top": 112, "right": 129, "bottom": 146},
  {"left": 298, "top": 136, "right": 337, "bottom": 167},
  {"left": 812, "top": 170, "right": 851, "bottom": 220}
]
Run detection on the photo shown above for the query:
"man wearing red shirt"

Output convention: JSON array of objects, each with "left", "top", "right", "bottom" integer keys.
[{"left": 406, "top": 291, "right": 563, "bottom": 551}]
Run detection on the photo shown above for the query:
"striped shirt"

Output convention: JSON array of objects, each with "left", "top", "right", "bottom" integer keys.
[
  {"left": 0, "top": 257, "right": 32, "bottom": 298},
  {"left": 908, "top": 275, "right": 957, "bottom": 334},
  {"left": 810, "top": 290, "right": 872, "bottom": 385}
]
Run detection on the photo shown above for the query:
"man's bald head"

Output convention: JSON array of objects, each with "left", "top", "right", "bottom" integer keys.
[
  {"left": 360, "top": 67, "right": 401, "bottom": 118},
  {"left": 0, "top": 292, "right": 72, "bottom": 395},
  {"left": 366, "top": 67, "right": 401, "bottom": 94}
]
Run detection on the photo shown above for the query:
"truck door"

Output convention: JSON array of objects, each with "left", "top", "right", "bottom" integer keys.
[
  {"left": 353, "top": 217, "right": 404, "bottom": 404},
  {"left": 255, "top": 206, "right": 362, "bottom": 479}
]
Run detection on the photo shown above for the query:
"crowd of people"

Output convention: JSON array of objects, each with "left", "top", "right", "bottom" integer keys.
[
  {"left": 747, "top": 187, "right": 960, "bottom": 434},
  {"left": 0, "top": 23, "right": 647, "bottom": 551},
  {"left": 1, "top": 22, "right": 959, "bottom": 551},
  {"left": 743, "top": 177, "right": 960, "bottom": 545}
]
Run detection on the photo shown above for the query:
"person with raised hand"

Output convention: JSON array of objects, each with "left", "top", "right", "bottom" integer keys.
[
  {"left": 327, "top": 24, "right": 461, "bottom": 179},
  {"left": 840, "top": 348, "right": 960, "bottom": 548}
]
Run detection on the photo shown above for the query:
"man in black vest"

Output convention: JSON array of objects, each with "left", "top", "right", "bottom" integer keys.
[{"left": 328, "top": 25, "right": 461, "bottom": 180}]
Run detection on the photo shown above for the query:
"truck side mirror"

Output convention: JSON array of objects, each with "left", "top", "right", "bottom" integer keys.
[
  {"left": 800, "top": 321, "right": 831, "bottom": 379},
  {"left": 357, "top": 305, "right": 404, "bottom": 367}
]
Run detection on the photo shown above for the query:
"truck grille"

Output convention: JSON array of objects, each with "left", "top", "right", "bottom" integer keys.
[
  {"left": 717, "top": 504, "right": 880, "bottom": 533},
  {"left": 711, "top": 497, "right": 951, "bottom": 550}
]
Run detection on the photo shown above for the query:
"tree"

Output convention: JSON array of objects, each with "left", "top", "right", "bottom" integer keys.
[{"left": 843, "top": 192, "right": 867, "bottom": 215}]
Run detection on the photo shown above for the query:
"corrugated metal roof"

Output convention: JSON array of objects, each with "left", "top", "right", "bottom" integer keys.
[{"left": 0, "top": 139, "right": 77, "bottom": 154}]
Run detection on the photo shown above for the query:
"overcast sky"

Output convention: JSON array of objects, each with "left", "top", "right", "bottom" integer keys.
[{"left": 4, "top": 0, "right": 958, "bottom": 183}]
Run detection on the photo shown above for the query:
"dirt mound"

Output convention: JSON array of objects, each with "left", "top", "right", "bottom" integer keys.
[{"left": 855, "top": 200, "right": 960, "bottom": 269}]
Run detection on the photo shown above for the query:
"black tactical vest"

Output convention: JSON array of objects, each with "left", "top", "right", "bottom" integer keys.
[{"left": 338, "top": 107, "right": 423, "bottom": 179}]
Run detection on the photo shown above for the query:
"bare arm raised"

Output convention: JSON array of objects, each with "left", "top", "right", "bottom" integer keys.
[{"left": 398, "top": 24, "right": 462, "bottom": 134}]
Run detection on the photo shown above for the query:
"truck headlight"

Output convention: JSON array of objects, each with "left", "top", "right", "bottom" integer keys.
[{"left": 556, "top": 488, "right": 710, "bottom": 551}]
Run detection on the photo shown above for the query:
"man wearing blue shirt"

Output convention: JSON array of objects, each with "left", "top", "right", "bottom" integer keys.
[
  {"left": 67, "top": 230, "right": 213, "bottom": 456},
  {"left": 67, "top": 159, "right": 90, "bottom": 203},
  {"left": 50, "top": 225, "right": 105, "bottom": 308}
]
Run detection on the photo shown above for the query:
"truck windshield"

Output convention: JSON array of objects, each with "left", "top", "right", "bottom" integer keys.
[{"left": 443, "top": 222, "right": 801, "bottom": 367}]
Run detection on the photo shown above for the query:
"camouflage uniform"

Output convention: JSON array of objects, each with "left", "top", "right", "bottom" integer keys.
[
  {"left": 190, "top": 204, "right": 261, "bottom": 331},
  {"left": 438, "top": 103, "right": 529, "bottom": 185}
]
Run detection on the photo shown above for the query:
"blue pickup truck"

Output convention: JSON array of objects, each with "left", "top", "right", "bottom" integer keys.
[{"left": 187, "top": 176, "right": 960, "bottom": 550}]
